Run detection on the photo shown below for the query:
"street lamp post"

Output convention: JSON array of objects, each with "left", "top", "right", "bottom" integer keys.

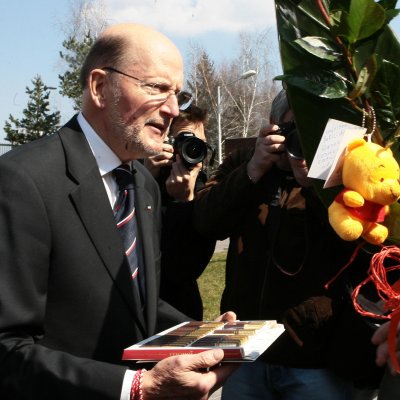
[
  {"left": 217, "top": 69, "right": 257, "bottom": 164},
  {"left": 217, "top": 85, "right": 222, "bottom": 164}
]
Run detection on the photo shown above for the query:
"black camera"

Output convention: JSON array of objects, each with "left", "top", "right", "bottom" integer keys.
[
  {"left": 167, "top": 131, "right": 210, "bottom": 170},
  {"left": 277, "top": 121, "right": 303, "bottom": 160}
]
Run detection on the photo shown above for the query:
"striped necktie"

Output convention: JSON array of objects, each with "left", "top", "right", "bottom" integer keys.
[{"left": 113, "top": 164, "right": 144, "bottom": 305}]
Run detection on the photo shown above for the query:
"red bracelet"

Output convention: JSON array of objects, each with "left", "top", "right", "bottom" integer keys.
[{"left": 130, "top": 369, "right": 146, "bottom": 400}]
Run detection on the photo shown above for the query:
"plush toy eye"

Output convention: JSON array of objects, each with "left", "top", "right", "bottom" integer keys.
[{"left": 380, "top": 178, "right": 384, "bottom": 182}]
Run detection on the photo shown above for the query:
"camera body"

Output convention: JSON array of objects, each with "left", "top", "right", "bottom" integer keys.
[
  {"left": 277, "top": 121, "right": 303, "bottom": 160},
  {"left": 167, "top": 131, "right": 209, "bottom": 170}
]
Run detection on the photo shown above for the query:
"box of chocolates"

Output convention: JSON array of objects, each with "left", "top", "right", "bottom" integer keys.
[{"left": 122, "top": 320, "right": 284, "bottom": 362}]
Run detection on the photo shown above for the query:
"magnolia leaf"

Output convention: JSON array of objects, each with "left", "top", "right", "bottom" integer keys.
[
  {"left": 275, "top": 70, "right": 348, "bottom": 98},
  {"left": 385, "top": 9, "right": 400, "bottom": 23},
  {"left": 348, "top": 56, "right": 377, "bottom": 100},
  {"left": 378, "top": 0, "right": 400, "bottom": 18},
  {"left": 295, "top": 0, "right": 332, "bottom": 28},
  {"left": 332, "top": 0, "right": 386, "bottom": 43},
  {"left": 371, "top": 60, "right": 400, "bottom": 141},
  {"left": 378, "top": 0, "right": 398, "bottom": 11},
  {"left": 294, "top": 36, "right": 341, "bottom": 61}
]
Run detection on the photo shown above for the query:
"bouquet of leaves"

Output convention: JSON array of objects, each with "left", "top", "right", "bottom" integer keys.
[{"left": 274, "top": 0, "right": 400, "bottom": 371}]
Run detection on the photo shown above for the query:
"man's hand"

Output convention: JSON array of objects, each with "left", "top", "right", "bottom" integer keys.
[
  {"left": 144, "top": 142, "right": 174, "bottom": 178},
  {"left": 246, "top": 124, "right": 286, "bottom": 183},
  {"left": 165, "top": 154, "right": 202, "bottom": 201},
  {"left": 142, "top": 311, "right": 238, "bottom": 399},
  {"left": 142, "top": 348, "right": 237, "bottom": 400},
  {"left": 372, "top": 320, "right": 400, "bottom": 375},
  {"left": 214, "top": 311, "right": 236, "bottom": 323}
]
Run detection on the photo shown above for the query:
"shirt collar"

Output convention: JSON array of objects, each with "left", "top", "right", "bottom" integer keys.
[{"left": 77, "top": 112, "right": 121, "bottom": 177}]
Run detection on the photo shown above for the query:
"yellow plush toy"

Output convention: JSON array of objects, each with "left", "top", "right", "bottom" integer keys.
[{"left": 328, "top": 138, "right": 400, "bottom": 245}]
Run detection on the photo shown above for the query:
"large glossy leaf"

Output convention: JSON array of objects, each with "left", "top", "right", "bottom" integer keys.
[
  {"left": 378, "top": 0, "right": 400, "bottom": 22},
  {"left": 372, "top": 61, "right": 400, "bottom": 137},
  {"left": 331, "top": 0, "right": 386, "bottom": 43},
  {"left": 275, "top": 70, "right": 349, "bottom": 98},
  {"left": 294, "top": 36, "right": 341, "bottom": 61},
  {"left": 348, "top": 56, "right": 377, "bottom": 99}
]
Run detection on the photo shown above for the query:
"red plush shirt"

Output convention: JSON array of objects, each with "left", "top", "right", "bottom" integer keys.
[{"left": 335, "top": 188, "right": 386, "bottom": 223}]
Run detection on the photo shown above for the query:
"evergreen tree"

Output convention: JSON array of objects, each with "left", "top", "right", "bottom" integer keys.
[
  {"left": 3, "top": 115, "right": 24, "bottom": 146},
  {"left": 4, "top": 75, "right": 61, "bottom": 145},
  {"left": 58, "top": 32, "right": 95, "bottom": 111}
]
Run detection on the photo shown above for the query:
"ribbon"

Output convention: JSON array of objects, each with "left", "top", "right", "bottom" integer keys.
[{"left": 351, "top": 245, "right": 400, "bottom": 373}]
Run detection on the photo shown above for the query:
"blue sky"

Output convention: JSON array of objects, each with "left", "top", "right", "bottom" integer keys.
[{"left": 1, "top": 1, "right": 399, "bottom": 141}]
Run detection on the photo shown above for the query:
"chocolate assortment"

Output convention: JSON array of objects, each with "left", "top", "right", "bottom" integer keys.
[{"left": 122, "top": 320, "right": 285, "bottom": 362}]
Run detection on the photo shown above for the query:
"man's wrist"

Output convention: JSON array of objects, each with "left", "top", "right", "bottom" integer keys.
[
  {"left": 246, "top": 161, "right": 263, "bottom": 184},
  {"left": 130, "top": 369, "right": 146, "bottom": 400}
]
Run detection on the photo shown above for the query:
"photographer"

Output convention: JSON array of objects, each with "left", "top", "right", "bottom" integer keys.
[
  {"left": 193, "top": 89, "right": 381, "bottom": 399},
  {"left": 145, "top": 104, "right": 210, "bottom": 202},
  {"left": 145, "top": 104, "right": 216, "bottom": 320}
]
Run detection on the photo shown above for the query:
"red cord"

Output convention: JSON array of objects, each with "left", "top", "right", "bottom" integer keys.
[
  {"left": 351, "top": 245, "right": 400, "bottom": 373},
  {"left": 324, "top": 241, "right": 365, "bottom": 290}
]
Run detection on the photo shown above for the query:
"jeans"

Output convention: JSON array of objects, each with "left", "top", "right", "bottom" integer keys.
[{"left": 221, "top": 361, "right": 367, "bottom": 400}]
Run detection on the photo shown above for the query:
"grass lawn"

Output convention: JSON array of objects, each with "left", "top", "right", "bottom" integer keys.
[{"left": 198, "top": 251, "right": 226, "bottom": 320}]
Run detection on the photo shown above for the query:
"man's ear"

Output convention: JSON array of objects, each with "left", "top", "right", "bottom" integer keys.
[{"left": 88, "top": 69, "right": 107, "bottom": 109}]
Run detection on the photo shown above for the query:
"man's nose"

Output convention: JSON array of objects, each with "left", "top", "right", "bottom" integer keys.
[{"left": 160, "top": 94, "right": 180, "bottom": 117}]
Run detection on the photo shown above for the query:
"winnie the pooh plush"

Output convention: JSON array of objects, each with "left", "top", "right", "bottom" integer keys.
[{"left": 328, "top": 138, "right": 400, "bottom": 245}]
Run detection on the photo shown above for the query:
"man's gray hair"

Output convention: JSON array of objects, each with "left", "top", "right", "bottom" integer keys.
[{"left": 270, "top": 89, "right": 290, "bottom": 124}]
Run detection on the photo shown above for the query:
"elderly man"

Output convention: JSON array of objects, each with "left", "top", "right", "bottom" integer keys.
[{"left": 0, "top": 23, "right": 236, "bottom": 400}]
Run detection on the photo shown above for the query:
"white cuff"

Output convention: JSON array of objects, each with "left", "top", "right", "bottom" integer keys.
[{"left": 120, "top": 369, "right": 136, "bottom": 400}]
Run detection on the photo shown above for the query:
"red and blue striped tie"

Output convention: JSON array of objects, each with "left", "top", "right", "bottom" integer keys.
[{"left": 113, "top": 164, "right": 144, "bottom": 305}]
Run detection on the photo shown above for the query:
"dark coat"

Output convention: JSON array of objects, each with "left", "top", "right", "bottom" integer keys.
[
  {"left": 194, "top": 148, "right": 383, "bottom": 386},
  {"left": 0, "top": 116, "right": 186, "bottom": 399},
  {"left": 157, "top": 166, "right": 215, "bottom": 320}
]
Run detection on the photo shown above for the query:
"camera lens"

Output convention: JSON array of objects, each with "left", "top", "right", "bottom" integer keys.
[
  {"left": 173, "top": 131, "right": 208, "bottom": 170},
  {"left": 181, "top": 138, "right": 208, "bottom": 164}
]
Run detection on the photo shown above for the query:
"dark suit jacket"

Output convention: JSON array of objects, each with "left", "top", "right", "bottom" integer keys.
[{"left": 0, "top": 116, "right": 186, "bottom": 399}]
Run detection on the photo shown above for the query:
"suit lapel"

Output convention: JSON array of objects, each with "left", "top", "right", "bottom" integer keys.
[{"left": 59, "top": 117, "right": 147, "bottom": 333}]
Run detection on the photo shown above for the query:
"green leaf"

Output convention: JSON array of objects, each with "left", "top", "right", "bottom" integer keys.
[
  {"left": 370, "top": 60, "right": 400, "bottom": 141},
  {"left": 385, "top": 8, "right": 400, "bottom": 23},
  {"left": 294, "top": 36, "right": 341, "bottom": 61},
  {"left": 275, "top": 70, "right": 348, "bottom": 98},
  {"left": 332, "top": 0, "right": 386, "bottom": 43},
  {"left": 348, "top": 56, "right": 378, "bottom": 99},
  {"left": 378, "top": 0, "right": 398, "bottom": 10}
]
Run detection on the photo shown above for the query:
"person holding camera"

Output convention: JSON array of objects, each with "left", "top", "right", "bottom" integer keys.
[
  {"left": 144, "top": 104, "right": 216, "bottom": 320},
  {"left": 193, "top": 89, "right": 382, "bottom": 399},
  {"left": 144, "top": 104, "right": 210, "bottom": 203}
]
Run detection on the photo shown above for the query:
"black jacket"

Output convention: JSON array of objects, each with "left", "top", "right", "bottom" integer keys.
[{"left": 194, "top": 148, "right": 384, "bottom": 386}]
